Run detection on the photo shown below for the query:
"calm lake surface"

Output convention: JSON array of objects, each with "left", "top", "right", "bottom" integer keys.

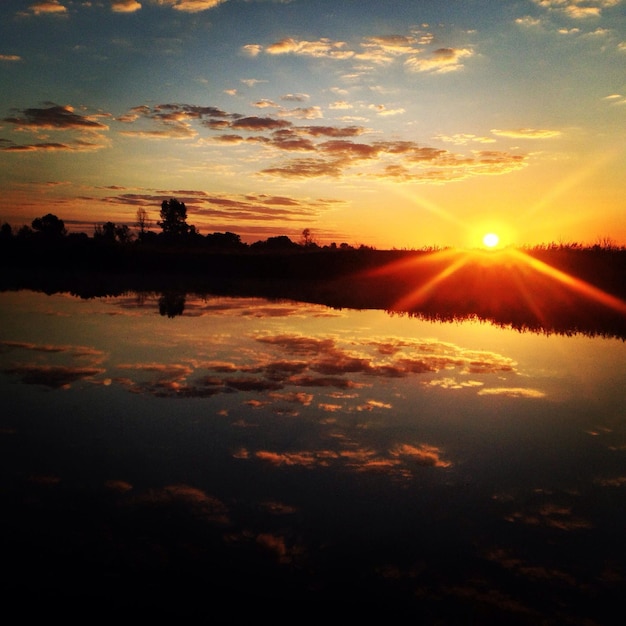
[{"left": 2, "top": 289, "right": 625, "bottom": 622}]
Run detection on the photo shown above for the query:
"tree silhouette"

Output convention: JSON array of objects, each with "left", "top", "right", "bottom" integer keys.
[
  {"left": 32, "top": 213, "right": 66, "bottom": 238},
  {"left": 136, "top": 207, "right": 150, "bottom": 240},
  {"left": 94, "top": 221, "right": 134, "bottom": 245},
  {"left": 158, "top": 198, "right": 192, "bottom": 238},
  {"left": 0, "top": 222, "right": 12, "bottom": 242},
  {"left": 158, "top": 291, "right": 186, "bottom": 318},
  {"left": 300, "top": 228, "right": 318, "bottom": 248}
]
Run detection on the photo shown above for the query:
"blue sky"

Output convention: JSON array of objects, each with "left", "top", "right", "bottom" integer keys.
[{"left": 1, "top": 0, "right": 625, "bottom": 248}]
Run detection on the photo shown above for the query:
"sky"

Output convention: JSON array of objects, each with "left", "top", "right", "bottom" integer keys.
[{"left": 0, "top": 0, "right": 625, "bottom": 249}]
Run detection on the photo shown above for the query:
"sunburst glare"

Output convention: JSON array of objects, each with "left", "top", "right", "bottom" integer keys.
[{"left": 482, "top": 233, "right": 500, "bottom": 248}]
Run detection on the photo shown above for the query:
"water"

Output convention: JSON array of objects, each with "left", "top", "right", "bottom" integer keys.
[{"left": 1, "top": 289, "right": 625, "bottom": 622}]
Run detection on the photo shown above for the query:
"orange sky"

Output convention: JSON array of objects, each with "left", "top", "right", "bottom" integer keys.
[{"left": 1, "top": 0, "right": 625, "bottom": 249}]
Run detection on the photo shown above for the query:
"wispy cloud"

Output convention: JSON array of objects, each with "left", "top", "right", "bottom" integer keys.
[
  {"left": 239, "top": 440, "right": 451, "bottom": 479},
  {"left": 491, "top": 128, "right": 562, "bottom": 139},
  {"left": 253, "top": 32, "right": 473, "bottom": 75},
  {"left": 404, "top": 47, "right": 474, "bottom": 74},
  {"left": 265, "top": 37, "right": 354, "bottom": 59}
]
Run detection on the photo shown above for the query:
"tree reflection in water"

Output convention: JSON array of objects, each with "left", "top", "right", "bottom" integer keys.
[{"left": 158, "top": 291, "right": 186, "bottom": 318}]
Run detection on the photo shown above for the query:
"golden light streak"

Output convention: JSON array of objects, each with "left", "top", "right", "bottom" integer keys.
[
  {"left": 508, "top": 249, "right": 626, "bottom": 316},
  {"left": 521, "top": 143, "right": 626, "bottom": 223},
  {"left": 389, "top": 250, "right": 471, "bottom": 312}
]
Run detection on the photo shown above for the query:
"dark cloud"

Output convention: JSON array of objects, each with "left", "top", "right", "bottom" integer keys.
[
  {"left": 46, "top": 325, "right": 521, "bottom": 402},
  {"left": 269, "top": 129, "right": 317, "bottom": 151},
  {"left": 3, "top": 105, "right": 108, "bottom": 130},
  {"left": 3, "top": 364, "right": 105, "bottom": 389},
  {"left": 304, "top": 125, "right": 365, "bottom": 137},
  {"left": 244, "top": 194, "right": 299, "bottom": 206},
  {"left": 213, "top": 133, "right": 244, "bottom": 142},
  {"left": 2, "top": 141, "right": 94, "bottom": 152},
  {"left": 231, "top": 116, "right": 292, "bottom": 131},
  {"left": 128, "top": 484, "right": 230, "bottom": 525},
  {"left": 319, "top": 139, "right": 381, "bottom": 160},
  {"left": 89, "top": 100, "right": 529, "bottom": 183},
  {"left": 154, "top": 103, "right": 230, "bottom": 119}
]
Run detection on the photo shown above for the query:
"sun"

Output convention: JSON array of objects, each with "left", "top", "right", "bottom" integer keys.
[{"left": 482, "top": 232, "right": 500, "bottom": 248}]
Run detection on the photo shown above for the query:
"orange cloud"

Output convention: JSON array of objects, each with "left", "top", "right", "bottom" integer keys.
[
  {"left": 26, "top": 1, "right": 67, "bottom": 16},
  {"left": 111, "top": 0, "right": 141, "bottom": 12}
]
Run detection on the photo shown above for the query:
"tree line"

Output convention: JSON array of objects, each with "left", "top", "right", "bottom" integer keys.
[{"left": 0, "top": 198, "right": 371, "bottom": 253}]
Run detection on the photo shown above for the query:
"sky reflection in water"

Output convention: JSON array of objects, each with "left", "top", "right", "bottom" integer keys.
[{"left": 1, "top": 290, "right": 625, "bottom": 621}]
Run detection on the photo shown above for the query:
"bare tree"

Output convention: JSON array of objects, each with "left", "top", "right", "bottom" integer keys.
[{"left": 136, "top": 207, "right": 151, "bottom": 238}]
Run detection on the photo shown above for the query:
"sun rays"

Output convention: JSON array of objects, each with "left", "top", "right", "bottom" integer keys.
[
  {"left": 507, "top": 248, "right": 626, "bottom": 318},
  {"left": 363, "top": 244, "right": 626, "bottom": 336}
]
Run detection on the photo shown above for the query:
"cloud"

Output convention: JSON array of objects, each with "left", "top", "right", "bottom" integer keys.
[
  {"left": 150, "top": 0, "right": 228, "bottom": 12},
  {"left": 20, "top": 319, "right": 528, "bottom": 411},
  {"left": 603, "top": 93, "right": 626, "bottom": 105},
  {"left": 240, "top": 78, "right": 267, "bottom": 88},
  {"left": 405, "top": 47, "right": 474, "bottom": 74},
  {"left": 231, "top": 116, "right": 291, "bottom": 131},
  {"left": 25, "top": 1, "right": 68, "bottom": 16},
  {"left": 116, "top": 103, "right": 234, "bottom": 139},
  {"left": 0, "top": 341, "right": 106, "bottom": 389},
  {"left": 1, "top": 104, "right": 111, "bottom": 152},
  {"left": 112, "top": 0, "right": 142, "bottom": 12},
  {"left": 99, "top": 189, "right": 334, "bottom": 227},
  {"left": 329, "top": 100, "right": 353, "bottom": 110},
  {"left": 3, "top": 364, "right": 105, "bottom": 389},
  {"left": 532, "top": 0, "right": 621, "bottom": 19},
  {"left": 0, "top": 341, "right": 104, "bottom": 359},
  {"left": 515, "top": 16, "right": 543, "bottom": 27},
  {"left": 360, "top": 34, "right": 424, "bottom": 57},
  {"left": 245, "top": 440, "right": 452, "bottom": 477},
  {"left": 277, "top": 106, "right": 323, "bottom": 120},
  {"left": 389, "top": 443, "right": 452, "bottom": 468},
  {"left": 369, "top": 104, "right": 406, "bottom": 117},
  {"left": 252, "top": 99, "right": 280, "bottom": 109},
  {"left": 503, "top": 499, "right": 592, "bottom": 530},
  {"left": 281, "top": 93, "right": 310, "bottom": 102},
  {"left": 265, "top": 37, "right": 354, "bottom": 59},
  {"left": 105, "top": 101, "right": 528, "bottom": 185},
  {"left": 130, "top": 484, "right": 230, "bottom": 524},
  {"left": 4, "top": 105, "right": 108, "bottom": 131},
  {"left": 491, "top": 128, "right": 562, "bottom": 139},
  {"left": 477, "top": 387, "right": 546, "bottom": 398},
  {"left": 435, "top": 133, "right": 496, "bottom": 145},
  {"left": 262, "top": 157, "right": 345, "bottom": 178},
  {"left": 119, "top": 124, "right": 196, "bottom": 140},
  {"left": 252, "top": 31, "right": 475, "bottom": 78},
  {"left": 241, "top": 44, "right": 262, "bottom": 57},
  {"left": 303, "top": 125, "right": 364, "bottom": 137}
]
